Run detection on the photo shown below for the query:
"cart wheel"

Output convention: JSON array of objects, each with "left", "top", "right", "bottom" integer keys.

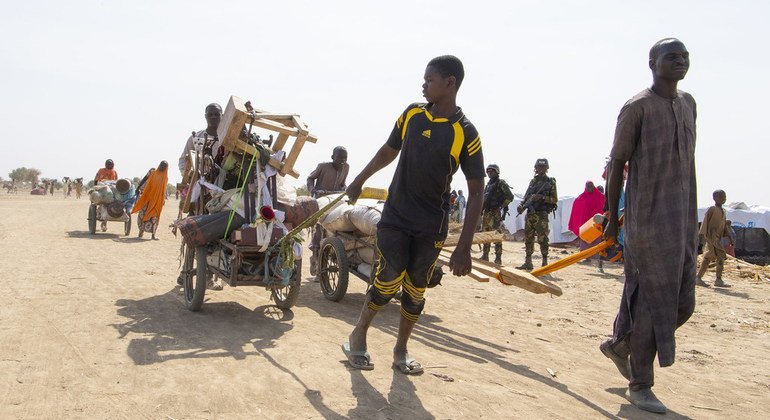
[
  {"left": 319, "top": 237, "right": 349, "bottom": 302},
  {"left": 272, "top": 261, "right": 301, "bottom": 309},
  {"left": 124, "top": 214, "right": 131, "bottom": 236},
  {"left": 182, "top": 244, "right": 209, "bottom": 311},
  {"left": 88, "top": 204, "right": 97, "bottom": 235}
]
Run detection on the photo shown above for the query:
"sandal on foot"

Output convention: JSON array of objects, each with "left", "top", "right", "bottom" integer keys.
[
  {"left": 342, "top": 342, "right": 374, "bottom": 370},
  {"left": 393, "top": 353, "right": 423, "bottom": 375}
]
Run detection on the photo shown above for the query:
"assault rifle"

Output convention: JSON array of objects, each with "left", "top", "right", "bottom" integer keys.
[
  {"left": 517, "top": 179, "right": 554, "bottom": 217},
  {"left": 501, "top": 205, "right": 510, "bottom": 221}
]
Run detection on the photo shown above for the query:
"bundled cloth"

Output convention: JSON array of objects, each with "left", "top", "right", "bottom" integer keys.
[
  {"left": 88, "top": 179, "right": 136, "bottom": 206},
  {"left": 88, "top": 184, "right": 115, "bottom": 204},
  {"left": 177, "top": 212, "right": 247, "bottom": 247}
]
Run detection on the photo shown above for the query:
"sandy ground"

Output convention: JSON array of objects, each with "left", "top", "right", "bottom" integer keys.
[{"left": 0, "top": 193, "right": 768, "bottom": 419}]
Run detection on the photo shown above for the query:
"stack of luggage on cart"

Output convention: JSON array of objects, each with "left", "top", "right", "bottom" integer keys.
[{"left": 316, "top": 194, "right": 383, "bottom": 278}]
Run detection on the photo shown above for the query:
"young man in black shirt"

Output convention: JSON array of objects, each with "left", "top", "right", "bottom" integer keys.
[{"left": 343, "top": 55, "right": 485, "bottom": 373}]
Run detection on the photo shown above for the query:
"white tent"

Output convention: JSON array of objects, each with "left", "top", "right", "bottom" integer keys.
[
  {"left": 698, "top": 203, "right": 770, "bottom": 233},
  {"left": 502, "top": 194, "right": 578, "bottom": 244}
]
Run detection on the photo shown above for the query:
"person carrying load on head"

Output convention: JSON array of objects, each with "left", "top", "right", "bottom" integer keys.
[
  {"left": 132, "top": 161, "right": 169, "bottom": 240},
  {"left": 480, "top": 164, "right": 513, "bottom": 264},
  {"left": 516, "top": 158, "right": 558, "bottom": 270},
  {"left": 307, "top": 146, "right": 350, "bottom": 275}
]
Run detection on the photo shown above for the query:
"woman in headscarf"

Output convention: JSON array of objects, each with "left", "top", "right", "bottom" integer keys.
[
  {"left": 568, "top": 180, "right": 606, "bottom": 271},
  {"left": 132, "top": 161, "right": 169, "bottom": 239}
]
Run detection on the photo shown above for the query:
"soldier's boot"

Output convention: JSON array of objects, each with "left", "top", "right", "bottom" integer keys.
[
  {"left": 481, "top": 244, "right": 490, "bottom": 261},
  {"left": 494, "top": 253, "right": 502, "bottom": 265},
  {"left": 517, "top": 255, "right": 533, "bottom": 271},
  {"left": 714, "top": 263, "right": 731, "bottom": 287},
  {"left": 541, "top": 254, "right": 548, "bottom": 267}
]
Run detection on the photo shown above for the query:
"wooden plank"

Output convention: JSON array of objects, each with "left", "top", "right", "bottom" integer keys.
[
  {"left": 279, "top": 131, "right": 307, "bottom": 176},
  {"left": 249, "top": 118, "right": 299, "bottom": 136},
  {"left": 272, "top": 133, "right": 289, "bottom": 151},
  {"left": 292, "top": 115, "right": 308, "bottom": 136},
  {"left": 248, "top": 117, "right": 318, "bottom": 143},
  {"left": 218, "top": 96, "right": 250, "bottom": 153},
  {"left": 498, "top": 267, "right": 562, "bottom": 296},
  {"left": 438, "top": 250, "right": 562, "bottom": 296},
  {"left": 436, "top": 255, "right": 489, "bottom": 282},
  {"left": 181, "top": 150, "right": 199, "bottom": 213},
  {"left": 439, "top": 251, "right": 498, "bottom": 277},
  {"left": 232, "top": 140, "right": 283, "bottom": 170},
  {"left": 443, "top": 231, "right": 505, "bottom": 247},
  {"left": 250, "top": 113, "right": 297, "bottom": 121}
]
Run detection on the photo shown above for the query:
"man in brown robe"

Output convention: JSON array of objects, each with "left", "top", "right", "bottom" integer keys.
[
  {"left": 697, "top": 189, "right": 731, "bottom": 287},
  {"left": 307, "top": 146, "right": 349, "bottom": 275},
  {"left": 306, "top": 146, "right": 349, "bottom": 197},
  {"left": 600, "top": 38, "right": 697, "bottom": 414}
]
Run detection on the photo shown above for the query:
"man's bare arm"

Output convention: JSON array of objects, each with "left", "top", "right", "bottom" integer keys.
[
  {"left": 604, "top": 159, "right": 626, "bottom": 241},
  {"left": 345, "top": 144, "right": 399, "bottom": 202},
  {"left": 449, "top": 178, "right": 483, "bottom": 276}
]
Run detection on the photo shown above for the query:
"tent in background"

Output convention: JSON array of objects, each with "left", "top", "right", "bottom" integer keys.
[
  {"left": 697, "top": 203, "right": 770, "bottom": 233},
  {"left": 503, "top": 194, "right": 577, "bottom": 244}
]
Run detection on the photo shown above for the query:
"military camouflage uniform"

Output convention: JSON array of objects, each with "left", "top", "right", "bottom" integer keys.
[
  {"left": 481, "top": 177, "right": 513, "bottom": 263},
  {"left": 519, "top": 174, "right": 558, "bottom": 267}
]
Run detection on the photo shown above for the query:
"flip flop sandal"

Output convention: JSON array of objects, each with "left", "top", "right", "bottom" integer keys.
[
  {"left": 393, "top": 353, "right": 423, "bottom": 375},
  {"left": 342, "top": 342, "right": 374, "bottom": 370}
]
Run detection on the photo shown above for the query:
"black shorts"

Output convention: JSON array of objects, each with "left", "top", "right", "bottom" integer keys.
[{"left": 368, "top": 225, "right": 445, "bottom": 316}]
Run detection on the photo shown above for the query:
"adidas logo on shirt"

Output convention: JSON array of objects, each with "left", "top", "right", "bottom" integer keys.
[{"left": 422, "top": 129, "right": 431, "bottom": 139}]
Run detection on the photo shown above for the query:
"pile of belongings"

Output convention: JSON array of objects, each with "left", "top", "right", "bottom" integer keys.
[
  {"left": 88, "top": 179, "right": 136, "bottom": 219},
  {"left": 316, "top": 194, "right": 383, "bottom": 277},
  {"left": 176, "top": 155, "right": 302, "bottom": 259}
]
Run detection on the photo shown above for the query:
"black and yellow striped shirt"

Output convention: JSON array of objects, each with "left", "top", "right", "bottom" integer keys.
[{"left": 381, "top": 103, "right": 485, "bottom": 235}]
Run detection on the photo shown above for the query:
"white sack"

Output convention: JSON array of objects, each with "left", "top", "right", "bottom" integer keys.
[
  {"left": 322, "top": 203, "right": 355, "bottom": 233},
  {"left": 348, "top": 204, "right": 382, "bottom": 236}
]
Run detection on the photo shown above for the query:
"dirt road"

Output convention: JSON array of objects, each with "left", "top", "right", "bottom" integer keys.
[{"left": 1, "top": 194, "right": 768, "bottom": 419}]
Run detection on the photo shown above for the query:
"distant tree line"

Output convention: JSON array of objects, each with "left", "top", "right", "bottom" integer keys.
[{"left": 8, "top": 167, "right": 42, "bottom": 184}]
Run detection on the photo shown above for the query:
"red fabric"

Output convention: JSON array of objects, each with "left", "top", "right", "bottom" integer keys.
[
  {"left": 568, "top": 182, "right": 606, "bottom": 236},
  {"left": 725, "top": 243, "right": 735, "bottom": 257}
]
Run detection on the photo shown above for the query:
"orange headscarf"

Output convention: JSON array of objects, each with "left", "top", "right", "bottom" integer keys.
[{"left": 132, "top": 165, "right": 168, "bottom": 222}]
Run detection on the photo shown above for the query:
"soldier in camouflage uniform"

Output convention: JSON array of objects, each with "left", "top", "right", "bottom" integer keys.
[
  {"left": 481, "top": 164, "right": 514, "bottom": 264},
  {"left": 516, "top": 158, "right": 558, "bottom": 270}
]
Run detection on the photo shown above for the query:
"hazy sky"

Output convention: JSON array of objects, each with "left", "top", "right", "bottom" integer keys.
[{"left": 2, "top": 0, "right": 768, "bottom": 207}]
